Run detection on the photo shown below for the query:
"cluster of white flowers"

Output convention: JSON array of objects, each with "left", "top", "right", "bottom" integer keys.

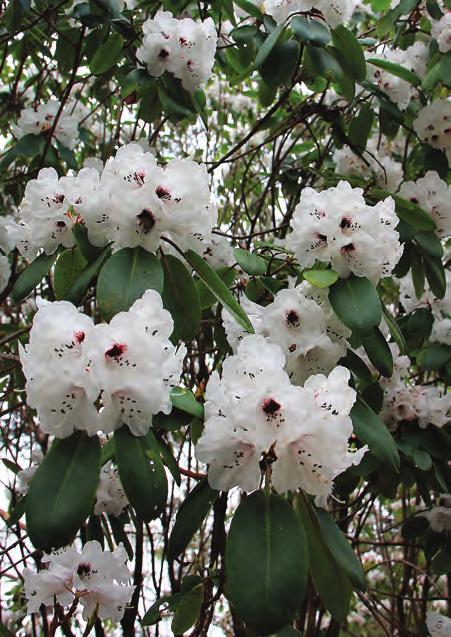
[
  {"left": 95, "top": 461, "right": 128, "bottom": 517},
  {"left": 195, "top": 335, "right": 366, "bottom": 505},
  {"left": 13, "top": 143, "right": 217, "bottom": 258},
  {"left": 23, "top": 541, "right": 134, "bottom": 622},
  {"left": 367, "top": 41, "right": 429, "bottom": 109},
  {"left": 19, "top": 290, "right": 185, "bottom": 438},
  {"left": 285, "top": 181, "right": 402, "bottom": 282},
  {"left": 414, "top": 99, "right": 451, "bottom": 162},
  {"left": 223, "top": 282, "right": 350, "bottom": 384},
  {"left": 379, "top": 345, "right": 451, "bottom": 429},
  {"left": 137, "top": 11, "right": 217, "bottom": 91},
  {"left": 427, "top": 611, "right": 451, "bottom": 637},
  {"left": 263, "top": 0, "right": 357, "bottom": 28},
  {"left": 431, "top": 12, "right": 451, "bottom": 53},
  {"left": 399, "top": 171, "right": 451, "bottom": 237},
  {"left": 13, "top": 100, "right": 79, "bottom": 149}
]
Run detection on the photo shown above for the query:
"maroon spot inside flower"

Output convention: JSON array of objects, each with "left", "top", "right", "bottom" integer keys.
[
  {"left": 263, "top": 398, "right": 281, "bottom": 416},
  {"left": 105, "top": 343, "right": 127, "bottom": 358},
  {"left": 155, "top": 185, "right": 171, "bottom": 201},
  {"left": 179, "top": 36, "right": 188, "bottom": 46},
  {"left": 159, "top": 48, "right": 170, "bottom": 59},
  {"left": 56, "top": 220, "right": 67, "bottom": 229},
  {"left": 315, "top": 232, "right": 327, "bottom": 243},
  {"left": 340, "top": 216, "right": 351, "bottom": 229},
  {"left": 54, "top": 193, "right": 65, "bottom": 204},
  {"left": 133, "top": 170, "right": 146, "bottom": 186},
  {"left": 341, "top": 243, "right": 355, "bottom": 253},
  {"left": 137, "top": 209, "right": 155, "bottom": 234},
  {"left": 410, "top": 197, "right": 419, "bottom": 204},
  {"left": 77, "top": 562, "right": 92, "bottom": 577},
  {"left": 286, "top": 310, "right": 300, "bottom": 327},
  {"left": 74, "top": 331, "right": 85, "bottom": 344}
]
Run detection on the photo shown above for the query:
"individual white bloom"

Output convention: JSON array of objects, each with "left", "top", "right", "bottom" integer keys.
[
  {"left": 14, "top": 100, "right": 79, "bottom": 149},
  {"left": 97, "top": 143, "right": 217, "bottom": 254},
  {"left": 137, "top": 12, "right": 217, "bottom": 91},
  {"left": 285, "top": 180, "right": 402, "bottom": 282},
  {"left": 263, "top": 0, "right": 314, "bottom": 25},
  {"left": 400, "top": 270, "right": 451, "bottom": 316},
  {"left": 16, "top": 448, "right": 43, "bottom": 495},
  {"left": 318, "top": 0, "right": 356, "bottom": 27},
  {"left": 94, "top": 462, "right": 128, "bottom": 517},
  {"left": 200, "top": 233, "right": 235, "bottom": 268},
  {"left": 421, "top": 507, "right": 451, "bottom": 532},
  {"left": 333, "top": 145, "right": 403, "bottom": 192},
  {"left": 399, "top": 171, "right": 451, "bottom": 237},
  {"left": 427, "top": 612, "right": 451, "bottom": 637},
  {"left": 196, "top": 335, "right": 366, "bottom": 505},
  {"left": 84, "top": 290, "right": 185, "bottom": 436},
  {"left": 414, "top": 99, "right": 451, "bottom": 161},
  {"left": 19, "top": 299, "right": 98, "bottom": 438},
  {"left": 366, "top": 42, "right": 429, "bottom": 109},
  {"left": 0, "top": 255, "right": 11, "bottom": 293},
  {"left": 23, "top": 541, "right": 134, "bottom": 622},
  {"left": 431, "top": 317, "right": 451, "bottom": 346},
  {"left": 431, "top": 12, "right": 451, "bottom": 53},
  {"left": 263, "top": 0, "right": 354, "bottom": 26},
  {"left": 0, "top": 215, "right": 20, "bottom": 253},
  {"left": 414, "top": 386, "right": 451, "bottom": 428}
]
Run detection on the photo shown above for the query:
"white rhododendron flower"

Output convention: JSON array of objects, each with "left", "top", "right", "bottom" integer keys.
[
  {"left": 137, "top": 11, "right": 217, "bottom": 91},
  {"left": 14, "top": 100, "right": 79, "bottom": 149},
  {"left": 400, "top": 271, "right": 451, "bottom": 317},
  {"left": 263, "top": 0, "right": 355, "bottom": 27},
  {"left": 222, "top": 283, "right": 350, "bottom": 384},
  {"left": 84, "top": 289, "right": 186, "bottom": 436},
  {"left": 285, "top": 181, "right": 401, "bottom": 282},
  {"left": 19, "top": 299, "right": 98, "bottom": 438},
  {"left": 426, "top": 612, "right": 451, "bottom": 637},
  {"left": 414, "top": 99, "right": 451, "bottom": 161},
  {"left": 23, "top": 541, "right": 134, "bottom": 622},
  {"left": 0, "top": 255, "right": 11, "bottom": 292},
  {"left": 431, "top": 12, "right": 451, "bottom": 53},
  {"left": 367, "top": 42, "right": 428, "bottom": 109},
  {"left": 0, "top": 214, "right": 20, "bottom": 254},
  {"left": 16, "top": 448, "right": 43, "bottom": 494},
  {"left": 431, "top": 317, "right": 451, "bottom": 346},
  {"left": 399, "top": 171, "right": 451, "bottom": 237},
  {"left": 195, "top": 335, "right": 366, "bottom": 505},
  {"left": 94, "top": 462, "right": 128, "bottom": 517},
  {"left": 420, "top": 506, "right": 451, "bottom": 532}
]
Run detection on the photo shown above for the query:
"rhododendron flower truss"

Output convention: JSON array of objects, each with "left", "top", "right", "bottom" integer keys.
[
  {"left": 399, "top": 171, "right": 451, "bottom": 238},
  {"left": 195, "top": 335, "right": 367, "bottom": 505},
  {"left": 13, "top": 100, "right": 79, "bottom": 149},
  {"left": 285, "top": 181, "right": 402, "bottom": 282},
  {"left": 23, "top": 541, "right": 134, "bottom": 622}
]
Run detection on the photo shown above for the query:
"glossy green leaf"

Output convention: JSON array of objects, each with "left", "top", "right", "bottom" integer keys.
[
  {"left": 171, "top": 585, "right": 203, "bottom": 634},
  {"left": 332, "top": 26, "right": 366, "bottom": 81},
  {"left": 423, "top": 254, "right": 446, "bottom": 299},
  {"left": 234, "top": 248, "right": 266, "bottom": 276},
  {"left": 11, "top": 250, "right": 59, "bottom": 303},
  {"left": 168, "top": 479, "right": 218, "bottom": 558},
  {"left": 196, "top": 265, "right": 236, "bottom": 310},
  {"left": 54, "top": 248, "right": 87, "bottom": 300},
  {"left": 392, "top": 195, "right": 437, "bottom": 231},
  {"left": 66, "top": 245, "right": 111, "bottom": 305},
  {"left": 291, "top": 16, "right": 330, "bottom": 45},
  {"left": 115, "top": 426, "right": 167, "bottom": 522},
  {"left": 329, "top": 275, "right": 382, "bottom": 336},
  {"left": 351, "top": 396, "right": 400, "bottom": 470},
  {"left": 89, "top": 33, "right": 123, "bottom": 75},
  {"left": 348, "top": 106, "right": 373, "bottom": 151},
  {"left": 184, "top": 249, "right": 254, "bottom": 333},
  {"left": 161, "top": 254, "right": 201, "bottom": 342},
  {"left": 417, "top": 343, "right": 451, "bottom": 370},
  {"left": 303, "top": 268, "right": 339, "bottom": 288},
  {"left": 304, "top": 45, "right": 344, "bottom": 83},
  {"left": 367, "top": 57, "right": 420, "bottom": 85},
  {"left": 415, "top": 231, "right": 444, "bottom": 259},
  {"left": 225, "top": 491, "right": 308, "bottom": 635},
  {"left": 254, "top": 24, "right": 285, "bottom": 70},
  {"left": 170, "top": 387, "right": 204, "bottom": 419},
  {"left": 72, "top": 224, "right": 103, "bottom": 263},
  {"left": 97, "top": 247, "right": 163, "bottom": 321},
  {"left": 261, "top": 40, "right": 300, "bottom": 87},
  {"left": 382, "top": 303, "right": 406, "bottom": 354},
  {"left": 361, "top": 327, "right": 394, "bottom": 378},
  {"left": 26, "top": 432, "right": 101, "bottom": 550}
]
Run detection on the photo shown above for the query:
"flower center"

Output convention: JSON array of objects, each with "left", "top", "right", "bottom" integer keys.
[
  {"left": 136, "top": 209, "right": 155, "bottom": 234},
  {"left": 315, "top": 232, "right": 327, "bottom": 244},
  {"left": 340, "top": 216, "right": 351, "bottom": 229},
  {"left": 105, "top": 343, "right": 127, "bottom": 359},
  {"left": 73, "top": 331, "right": 85, "bottom": 344},
  {"left": 341, "top": 243, "right": 355, "bottom": 253},
  {"left": 155, "top": 185, "right": 171, "bottom": 200},
  {"left": 159, "top": 48, "right": 170, "bottom": 59},
  {"left": 77, "top": 562, "right": 92, "bottom": 578},
  {"left": 262, "top": 398, "right": 281, "bottom": 416},
  {"left": 285, "top": 309, "right": 300, "bottom": 328}
]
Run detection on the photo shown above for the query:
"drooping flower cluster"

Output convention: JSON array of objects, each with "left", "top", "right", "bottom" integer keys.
[
  {"left": 19, "top": 290, "right": 185, "bottom": 438},
  {"left": 366, "top": 42, "right": 429, "bottom": 109},
  {"left": 223, "top": 282, "right": 350, "bottom": 384},
  {"left": 13, "top": 100, "right": 79, "bottom": 149},
  {"left": 431, "top": 12, "right": 451, "bottom": 53},
  {"left": 414, "top": 99, "right": 451, "bottom": 162},
  {"left": 285, "top": 180, "right": 402, "bottom": 282},
  {"left": 263, "top": 0, "right": 357, "bottom": 28},
  {"left": 399, "top": 171, "right": 451, "bottom": 238},
  {"left": 94, "top": 461, "right": 129, "bottom": 517},
  {"left": 137, "top": 11, "right": 217, "bottom": 91},
  {"left": 195, "top": 335, "right": 366, "bottom": 506},
  {"left": 23, "top": 541, "right": 134, "bottom": 622},
  {"left": 14, "top": 143, "right": 217, "bottom": 258}
]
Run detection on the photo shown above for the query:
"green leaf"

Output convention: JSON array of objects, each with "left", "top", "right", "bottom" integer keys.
[
  {"left": 170, "top": 387, "right": 204, "bottom": 419},
  {"left": 234, "top": 248, "right": 266, "bottom": 276},
  {"left": 196, "top": 266, "right": 236, "bottom": 310},
  {"left": 26, "top": 432, "right": 101, "bottom": 550},
  {"left": 156, "top": 436, "right": 181, "bottom": 486},
  {"left": 417, "top": 343, "right": 451, "bottom": 370},
  {"left": 11, "top": 251, "right": 59, "bottom": 303},
  {"left": 14, "top": 133, "right": 47, "bottom": 158},
  {"left": 89, "top": 33, "right": 124, "bottom": 75},
  {"left": 72, "top": 224, "right": 103, "bottom": 263},
  {"left": 233, "top": 0, "right": 264, "bottom": 19},
  {"left": 66, "top": 245, "right": 111, "bottom": 305},
  {"left": 161, "top": 254, "right": 201, "bottom": 342},
  {"left": 366, "top": 58, "right": 420, "bottom": 86},
  {"left": 411, "top": 247, "right": 425, "bottom": 299},
  {"left": 297, "top": 496, "right": 352, "bottom": 621},
  {"left": 54, "top": 248, "right": 87, "bottom": 300},
  {"left": 329, "top": 275, "right": 382, "bottom": 336},
  {"left": 348, "top": 106, "right": 374, "bottom": 151},
  {"left": 361, "top": 327, "right": 394, "bottom": 378},
  {"left": 254, "top": 24, "right": 285, "bottom": 70},
  {"left": 431, "top": 546, "right": 451, "bottom": 575},
  {"left": 303, "top": 268, "right": 339, "bottom": 288},
  {"left": 115, "top": 426, "right": 167, "bottom": 522},
  {"left": 351, "top": 396, "right": 400, "bottom": 470},
  {"left": 261, "top": 40, "right": 300, "bottom": 87},
  {"left": 423, "top": 254, "right": 446, "bottom": 299},
  {"left": 392, "top": 194, "right": 437, "bottom": 231},
  {"left": 304, "top": 45, "right": 344, "bottom": 83},
  {"left": 230, "top": 25, "right": 259, "bottom": 44},
  {"left": 184, "top": 249, "right": 254, "bottom": 333},
  {"left": 315, "top": 508, "right": 366, "bottom": 591},
  {"left": 412, "top": 449, "right": 432, "bottom": 471},
  {"left": 440, "top": 51, "right": 451, "bottom": 87},
  {"left": 382, "top": 304, "right": 406, "bottom": 354},
  {"left": 332, "top": 26, "right": 366, "bottom": 81},
  {"left": 225, "top": 491, "right": 308, "bottom": 635},
  {"left": 171, "top": 585, "right": 203, "bottom": 634},
  {"left": 415, "top": 231, "right": 444, "bottom": 259},
  {"left": 97, "top": 247, "right": 163, "bottom": 321},
  {"left": 291, "top": 16, "right": 330, "bottom": 45},
  {"left": 168, "top": 479, "right": 218, "bottom": 559}
]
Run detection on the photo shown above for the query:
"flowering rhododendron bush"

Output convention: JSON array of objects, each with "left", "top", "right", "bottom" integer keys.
[{"left": 1, "top": 1, "right": 451, "bottom": 636}]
